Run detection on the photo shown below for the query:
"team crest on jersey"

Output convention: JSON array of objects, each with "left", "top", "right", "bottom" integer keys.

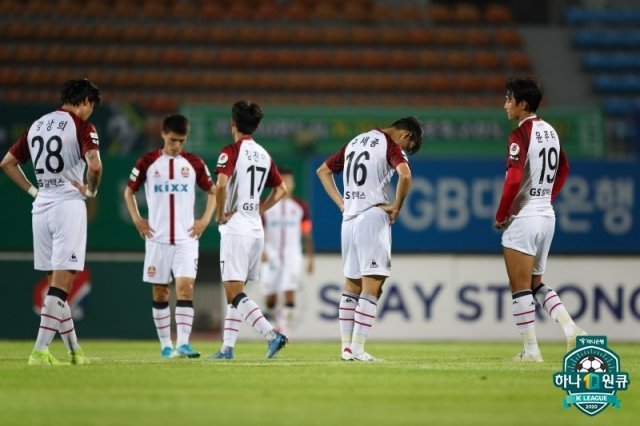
[
  {"left": 181, "top": 166, "right": 190, "bottom": 178},
  {"left": 509, "top": 142, "right": 520, "bottom": 160},
  {"left": 217, "top": 153, "right": 228, "bottom": 166},
  {"left": 147, "top": 266, "right": 156, "bottom": 278},
  {"left": 153, "top": 169, "right": 160, "bottom": 178}
]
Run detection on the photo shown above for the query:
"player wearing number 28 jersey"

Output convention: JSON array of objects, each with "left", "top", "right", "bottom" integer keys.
[
  {"left": 317, "top": 116, "right": 423, "bottom": 362},
  {"left": 1, "top": 78, "right": 102, "bottom": 365},
  {"left": 495, "top": 77, "right": 584, "bottom": 363}
]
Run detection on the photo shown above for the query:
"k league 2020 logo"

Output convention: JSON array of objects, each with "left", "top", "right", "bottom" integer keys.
[{"left": 553, "top": 336, "right": 631, "bottom": 416}]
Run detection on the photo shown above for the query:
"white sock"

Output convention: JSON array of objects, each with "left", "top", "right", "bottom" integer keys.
[
  {"left": 512, "top": 290, "right": 539, "bottom": 355},
  {"left": 339, "top": 292, "right": 358, "bottom": 352},
  {"left": 234, "top": 295, "right": 276, "bottom": 341},
  {"left": 222, "top": 304, "right": 242, "bottom": 349},
  {"left": 34, "top": 293, "right": 66, "bottom": 351},
  {"left": 58, "top": 302, "right": 80, "bottom": 352},
  {"left": 350, "top": 293, "right": 378, "bottom": 356},
  {"left": 152, "top": 303, "right": 172, "bottom": 349},
  {"left": 279, "top": 304, "right": 295, "bottom": 336},
  {"left": 175, "top": 301, "right": 194, "bottom": 347},
  {"left": 533, "top": 284, "right": 576, "bottom": 337}
]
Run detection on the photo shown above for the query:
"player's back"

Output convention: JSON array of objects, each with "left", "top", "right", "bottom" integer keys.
[
  {"left": 339, "top": 129, "right": 401, "bottom": 220},
  {"left": 218, "top": 137, "right": 278, "bottom": 237},
  {"left": 262, "top": 197, "right": 307, "bottom": 261},
  {"left": 512, "top": 117, "right": 560, "bottom": 218},
  {"left": 17, "top": 110, "right": 98, "bottom": 206}
]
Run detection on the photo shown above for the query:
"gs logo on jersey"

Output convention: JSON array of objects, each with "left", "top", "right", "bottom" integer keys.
[{"left": 509, "top": 142, "right": 520, "bottom": 161}]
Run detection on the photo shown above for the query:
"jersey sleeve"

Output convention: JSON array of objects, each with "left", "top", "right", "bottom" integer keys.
[
  {"left": 495, "top": 127, "right": 528, "bottom": 222},
  {"left": 325, "top": 144, "right": 347, "bottom": 173},
  {"left": 215, "top": 144, "right": 238, "bottom": 177},
  {"left": 298, "top": 199, "right": 313, "bottom": 233},
  {"left": 127, "top": 154, "right": 150, "bottom": 192},
  {"left": 8, "top": 129, "right": 31, "bottom": 163},
  {"left": 386, "top": 140, "right": 408, "bottom": 169},
  {"left": 79, "top": 122, "right": 100, "bottom": 157},
  {"left": 265, "top": 159, "right": 283, "bottom": 188},
  {"left": 185, "top": 153, "right": 214, "bottom": 191}
]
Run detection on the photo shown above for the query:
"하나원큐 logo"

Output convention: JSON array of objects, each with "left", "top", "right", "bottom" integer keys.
[{"left": 553, "top": 335, "right": 631, "bottom": 416}]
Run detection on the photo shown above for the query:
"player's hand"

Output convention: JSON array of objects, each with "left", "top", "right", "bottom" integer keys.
[
  {"left": 307, "top": 259, "right": 314, "bottom": 274},
  {"left": 217, "top": 210, "right": 235, "bottom": 225},
  {"left": 189, "top": 219, "right": 209, "bottom": 239},
  {"left": 493, "top": 219, "right": 509, "bottom": 230},
  {"left": 134, "top": 218, "right": 154, "bottom": 239},
  {"left": 70, "top": 181, "right": 96, "bottom": 198},
  {"left": 378, "top": 204, "right": 400, "bottom": 224}
]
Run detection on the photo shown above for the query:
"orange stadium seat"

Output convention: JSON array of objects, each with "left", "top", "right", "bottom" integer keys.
[
  {"left": 466, "top": 28, "right": 492, "bottom": 46},
  {"left": 494, "top": 28, "right": 522, "bottom": 47},
  {"left": 505, "top": 51, "right": 532, "bottom": 70},
  {"left": 428, "top": 3, "right": 453, "bottom": 23},
  {"left": 485, "top": 4, "right": 513, "bottom": 24},
  {"left": 444, "top": 51, "right": 472, "bottom": 69},
  {"left": 473, "top": 50, "right": 501, "bottom": 69},
  {"left": 454, "top": 3, "right": 481, "bottom": 23},
  {"left": 245, "top": 49, "right": 271, "bottom": 67}
]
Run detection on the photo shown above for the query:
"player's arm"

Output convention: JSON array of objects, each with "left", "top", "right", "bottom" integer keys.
[
  {"left": 259, "top": 182, "right": 287, "bottom": 215},
  {"left": 191, "top": 185, "right": 216, "bottom": 238},
  {"left": 316, "top": 162, "right": 344, "bottom": 212},
  {"left": 494, "top": 165, "right": 523, "bottom": 229},
  {"left": 302, "top": 222, "right": 314, "bottom": 274},
  {"left": 215, "top": 172, "right": 232, "bottom": 224},
  {"left": 380, "top": 162, "right": 411, "bottom": 224},
  {"left": 0, "top": 151, "right": 38, "bottom": 198},
  {"left": 124, "top": 185, "right": 154, "bottom": 239},
  {"left": 551, "top": 148, "right": 569, "bottom": 202}
]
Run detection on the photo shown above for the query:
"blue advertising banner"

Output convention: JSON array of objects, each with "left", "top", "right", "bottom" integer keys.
[{"left": 310, "top": 158, "right": 639, "bottom": 254}]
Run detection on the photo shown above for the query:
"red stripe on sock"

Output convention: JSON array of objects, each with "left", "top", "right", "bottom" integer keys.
[
  {"left": 543, "top": 294, "right": 558, "bottom": 308},
  {"left": 339, "top": 307, "right": 355, "bottom": 311},
  {"left": 156, "top": 324, "right": 170, "bottom": 330},
  {"left": 175, "top": 313, "right": 194, "bottom": 318},
  {"left": 516, "top": 320, "right": 535, "bottom": 326},
  {"left": 514, "top": 309, "right": 535, "bottom": 316},
  {"left": 60, "top": 328, "right": 75, "bottom": 335},
  {"left": 224, "top": 327, "right": 240, "bottom": 332},
  {"left": 39, "top": 326, "right": 58, "bottom": 332},
  {"left": 153, "top": 315, "right": 171, "bottom": 320},
  {"left": 251, "top": 315, "right": 264, "bottom": 327},
  {"left": 549, "top": 302, "right": 562, "bottom": 315},
  {"left": 225, "top": 318, "right": 242, "bottom": 323},
  {"left": 353, "top": 320, "right": 372, "bottom": 327},
  {"left": 41, "top": 313, "right": 61, "bottom": 321},
  {"left": 176, "top": 322, "right": 192, "bottom": 327},
  {"left": 355, "top": 310, "right": 375, "bottom": 319}
]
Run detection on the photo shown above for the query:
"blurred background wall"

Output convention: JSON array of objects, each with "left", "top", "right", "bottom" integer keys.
[{"left": 1, "top": 0, "right": 638, "bottom": 340}]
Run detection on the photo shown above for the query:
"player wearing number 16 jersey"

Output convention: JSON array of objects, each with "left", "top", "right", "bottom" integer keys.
[
  {"left": 495, "top": 77, "right": 585, "bottom": 363},
  {"left": 316, "top": 116, "right": 423, "bottom": 362},
  {"left": 209, "top": 101, "right": 288, "bottom": 360},
  {"left": 1, "top": 78, "right": 102, "bottom": 366}
]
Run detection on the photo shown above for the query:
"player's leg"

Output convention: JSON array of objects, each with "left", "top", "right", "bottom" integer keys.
[
  {"left": 259, "top": 258, "right": 279, "bottom": 325},
  {"left": 145, "top": 240, "right": 174, "bottom": 357},
  {"left": 281, "top": 290, "right": 295, "bottom": 336},
  {"left": 171, "top": 241, "right": 200, "bottom": 358},
  {"left": 503, "top": 247, "right": 542, "bottom": 361},
  {"left": 530, "top": 217, "right": 586, "bottom": 350},
  {"left": 348, "top": 207, "right": 391, "bottom": 362},
  {"left": 210, "top": 303, "right": 241, "bottom": 359},
  {"left": 279, "top": 265, "right": 301, "bottom": 335},
  {"left": 339, "top": 218, "right": 360, "bottom": 359},
  {"left": 49, "top": 201, "right": 89, "bottom": 364}
]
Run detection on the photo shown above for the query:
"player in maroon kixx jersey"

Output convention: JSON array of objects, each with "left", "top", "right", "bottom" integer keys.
[
  {"left": 495, "top": 77, "right": 586, "bottom": 363},
  {"left": 0, "top": 78, "right": 102, "bottom": 366},
  {"left": 124, "top": 114, "right": 216, "bottom": 359}
]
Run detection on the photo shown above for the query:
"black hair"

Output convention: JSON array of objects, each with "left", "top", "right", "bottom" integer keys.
[
  {"left": 391, "top": 116, "right": 423, "bottom": 155},
  {"left": 505, "top": 77, "right": 543, "bottom": 113},
  {"left": 232, "top": 101, "right": 263, "bottom": 135},
  {"left": 162, "top": 114, "right": 190, "bottom": 135},
  {"left": 60, "top": 78, "right": 101, "bottom": 107}
]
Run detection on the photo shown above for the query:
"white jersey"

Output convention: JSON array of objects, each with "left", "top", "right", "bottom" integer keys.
[
  {"left": 325, "top": 129, "right": 408, "bottom": 220},
  {"left": 128, "top": 150, "right": 213, "bottom": 245},
  {"left": 262, "top": 197, "right": 311, "bottom": 265},
  {"left": 10, "top": 109, "right": 100, "bottom": 212},
  {"left": 500, "top": 115, "right": 569, "bottom": 219},
  {"left": 215, "top": 137, "right": 283, "bottom": 238}
]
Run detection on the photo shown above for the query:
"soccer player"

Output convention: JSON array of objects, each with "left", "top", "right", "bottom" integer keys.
[
  {"left": 316, "top": 117, "right": 423, "bottom": 361},
  {"left": 124, "top": 114, "right": 216, "bottom": 359},
  {"left": 0, "top": 78, "right": 102, "bottom": 366},
  {"left": 259, "top": 168, "right": 314, "bottom": 335},
  {"left": 209, "top": 101, "right": 288, "bottom": 360},
  {"left": 494, "top": 77, "right": 586, "bottom": 362}
]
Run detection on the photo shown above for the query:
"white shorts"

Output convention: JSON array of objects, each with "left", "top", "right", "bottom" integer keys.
[
  {"left": 501, "top": 215, "right": 555, "bottom": 275},
  {"left": 33, "top": 200, "right": 87, "bottom": 271},
  {"left": 220, "top": 234, "right": 263, "bottom": 282},
  {"left": 143, "top": 239, "right": 199, "bottom": 284},
  {"left": 341, "top": 207, "right": 391, "bottom": 279},
  {"left": 259, "top": 256, "right": 303, "bottom": 295}
]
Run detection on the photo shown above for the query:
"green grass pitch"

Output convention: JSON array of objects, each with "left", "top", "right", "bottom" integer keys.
[{"left": 0, "top": 340, "right": 637, "bottom": 426}]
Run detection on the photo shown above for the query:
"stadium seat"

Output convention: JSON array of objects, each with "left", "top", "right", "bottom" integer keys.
[{"left": 485, "top": 4, "right": 513, "bottom": 24}]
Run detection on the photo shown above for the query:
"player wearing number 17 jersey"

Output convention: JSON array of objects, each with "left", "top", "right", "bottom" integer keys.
[
  {"left": 209, "top": 101, "right": 288, "bottom": 360},
  {"left": 316, "top": 117, "right": 423, "bottom": 362},
  {"left": 1, "top": 78, "right": 102, "bottom": 366},
  {"left": 495, "top": 77, "right": 585, "bottom": 363}
]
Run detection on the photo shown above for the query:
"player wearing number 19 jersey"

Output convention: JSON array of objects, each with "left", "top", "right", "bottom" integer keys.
[
  {"left": 495, "top": 77, "right": 585, "bottom": 363},
  {"left": 317, "top": 116, "right": 423, "bottom": 362},
  {"left": 1, "top": 78, "right": 102, "bottom": 366},
  {"left": 209, "top": 101, "right": 288, "bottom": 360}
]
